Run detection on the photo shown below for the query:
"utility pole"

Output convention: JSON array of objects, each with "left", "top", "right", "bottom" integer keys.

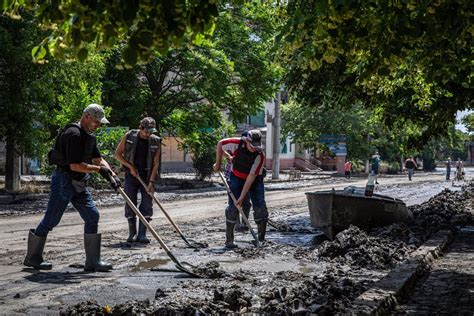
[{"left": 272, "top": 91, "right": 281, "bottom": 179}]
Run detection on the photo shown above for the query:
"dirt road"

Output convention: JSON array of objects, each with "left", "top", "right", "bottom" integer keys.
[{"left": 0, "top": 172, "right": 461, "bottom": 314}]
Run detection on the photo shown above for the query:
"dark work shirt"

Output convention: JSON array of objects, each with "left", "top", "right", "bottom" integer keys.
[
  {"left": 134, "top": 137, "right": 148, "bottom": 172},
  {"left": 405, "top": 160, "right": 416, "bottom": 169},
  {"left": 59, "top": 125, "right": 101, "bottom": 180}
]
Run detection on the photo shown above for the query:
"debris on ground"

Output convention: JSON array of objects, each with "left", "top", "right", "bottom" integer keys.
[{"left": 41, "top": 182, "right": 474, "bottom": 314}]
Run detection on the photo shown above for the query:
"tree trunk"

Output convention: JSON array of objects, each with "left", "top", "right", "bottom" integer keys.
[{"left": 5, "top": 135, "right": 20, "bottom": 191}]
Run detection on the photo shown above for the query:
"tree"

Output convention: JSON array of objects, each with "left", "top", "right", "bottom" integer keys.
[
  {"left": 278, "top": 1, "right": 473, "bottom": 141},
  {"left": 461, "top": 113, "right": 474, "bottom": 134},
  {"left": 101, "top": 3, "right": 279, "bottom": 177},
  {"left": 0, "top": 12, "right": 49, "bottom": 190},
  {"left": 0, "top": 10, "right": 108, "bottom": 190},
  {"left": 3, "top": 0, "right": 224, "bottom": 66}
]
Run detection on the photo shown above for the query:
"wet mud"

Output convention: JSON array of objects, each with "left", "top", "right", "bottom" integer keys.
[{"left": 62, "top": 182, "right": 473, "bottom": 315}]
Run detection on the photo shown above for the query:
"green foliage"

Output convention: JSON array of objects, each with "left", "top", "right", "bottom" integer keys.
[
  {"left": 386, "top": 162, "right": 400, "bottom": 175},
  {"left": 420, "top": 126, "right": 468, "bottom": 170},
  {"left": 282, "top": 99, "right": 375, "bottom": 161},
  {"left": 87, "top": 126, "right": 127, "bottom": 188},
  {"left": 279, "top": 0, "right": 473, "bottom": 142},
  {"left": 461, "top": 113, "right": 474, "bottom": 134},
  {"left": 183, "top": 125, "right": 233, "bottom": 181},
  {"left": 3, "top": 0, "right": 224, "bottom": 66},
  {"left": 0, "top": 11, "right": 50, "bottom": 158},
  {"left": 103, "top": 3, "right": 279, "bottom": 131},
  {"left": 101, "top": 3, "right": 278, "bottom": 176},
  {"left": 95, "top": 127, "right": 128, "bottom": 170}
]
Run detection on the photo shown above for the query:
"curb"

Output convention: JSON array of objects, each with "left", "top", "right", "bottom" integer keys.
[{"left": 349, "top": 229, "right": 453, "bottom": 315}]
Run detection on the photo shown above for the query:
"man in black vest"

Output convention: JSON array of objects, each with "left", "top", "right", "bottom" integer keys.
[
  {"left": 213, "top": 130, "right": 268, "bottom": 249},
  {"left": 24, "top": 104, "right": 120, "bottom": 272},
  {"left": 115, "top": 117, "right": 161, "bottom": 243}
]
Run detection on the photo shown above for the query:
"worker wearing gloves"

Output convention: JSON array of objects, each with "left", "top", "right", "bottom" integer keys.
[
  {"left": 213, "top": 130, "right": 268, "bottom": 249},
  {"left": 24, "top": 104, "right": 119, "bottom": 272},
  {"left": 115, "top": 117, "right": 161, "bottom": 243}
]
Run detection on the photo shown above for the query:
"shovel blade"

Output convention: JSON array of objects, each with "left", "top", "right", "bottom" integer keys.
[{"left": 175, "top": 264, "right": 203, "bottom": 278}]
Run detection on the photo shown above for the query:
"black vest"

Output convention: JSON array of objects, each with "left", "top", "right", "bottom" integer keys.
[{"left": 232, "top": 141, "right": 259, "bottom": 176}]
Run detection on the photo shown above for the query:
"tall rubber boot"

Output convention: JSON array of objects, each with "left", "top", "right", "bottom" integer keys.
[
  {"left": 84, "top": 233, "right": 112, "bottom": 272},
  {"left": 236, "top": 208, "right": 250, "bottom": 232},
  {"left": 23, "top": 229, "right": 52, "bottom": 270},
  {"left": 257, "top": 221, "right": 267, "bottom": 242},
  {"left": 224, "top": 222, "right": 238, "bottom": 249},
  {"left": 137, "top": 219, "right": 150, "bottom": 244},
  {"left": 127, "top": 218, "right": 137, "bottom": 242}
]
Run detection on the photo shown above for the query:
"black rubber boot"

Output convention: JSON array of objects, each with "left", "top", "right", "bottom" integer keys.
[
  {"left": 236, "top": 208, "right": 250, "bottom": 232},
  {"left": 224, "top": 222, "right": 238, "bottom": 249},
  {"left": 23, "top": 229, "right": 52, "bottom": 270},
  {"left": 257, "top": 220, "right": 267, "bottom": 242},
  {"left": 127, "top": 218, "right": 137, "bottom": 242},
  {"left": 84, "top": 233, "right": 112, "bottom": 272},
  {"left": 137, "top": 219, "right": 150, "bottom": 244}
]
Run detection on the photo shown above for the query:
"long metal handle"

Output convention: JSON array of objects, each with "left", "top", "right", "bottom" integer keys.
[
  {"left": 135, "top": 175, "right": 206, "bottom": 249},
  {"left": 135, "top": 176, "right": 187, "bottom": 237},
  {"left": 218, "top": 171, "right": 260, "bottom": 247},
  {"left": 117, "top": 187, "right": 189, "bottom": 269}
]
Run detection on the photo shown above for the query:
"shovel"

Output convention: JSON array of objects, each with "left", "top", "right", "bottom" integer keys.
[
  {"left": 116, "top": 186, "right": 203, "bottom": 278},
  {"left": 218, "top": 171, "right": 260, "bottom": 247},
  {"left": 135, "top": 175, "right": 208, "bottom": 249}
]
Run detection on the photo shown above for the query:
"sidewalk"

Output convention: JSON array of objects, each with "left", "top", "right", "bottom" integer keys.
[{"left": 395, "top": 225, "right": 474, "bottom": 314}]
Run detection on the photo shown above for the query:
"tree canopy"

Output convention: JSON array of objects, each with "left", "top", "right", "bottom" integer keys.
[
  {"left": 2, "top": 0, "right": 230, "bottom": 66},
  {"left": 278, "top": 0, "right": 473, "bottom": 142}
]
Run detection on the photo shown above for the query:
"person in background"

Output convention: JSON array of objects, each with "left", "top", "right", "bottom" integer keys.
[
  {"left": 371, "top": 152, "right": 381, "bottom": 184},
  {"left": 344, "top": 159, "right": 352, "bottom": 179},
  {"left": 404, "top": 156, "right": 417, "bottom": 181},
  {"left": 446, "top": 158, "right": 452, "bottom": 180}
]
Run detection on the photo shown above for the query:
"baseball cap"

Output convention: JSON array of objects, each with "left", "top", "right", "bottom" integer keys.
[
  {"left": 84, "top": 104, "right": 110, "bottom": 124},
  {"left": 242, "top": 129, "right": 263, "bottom": 150},
  {"left": 140, "top": 117, "right": 157, "bottom": 133}
]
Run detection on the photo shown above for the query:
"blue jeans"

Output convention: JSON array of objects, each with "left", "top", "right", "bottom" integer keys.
[
  {"left": 225, "top": 173, "right": 267, "bottom": 224},
  {"left": 124, "top": 171, "right": 153, "bottom": 219},
  {"left": 35, "top": 169, "right": 100, "bottom": 236}
]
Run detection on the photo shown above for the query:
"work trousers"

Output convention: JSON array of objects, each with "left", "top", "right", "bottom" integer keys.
[
  {"left": 225, "top": 173, "right": 268, "bottom": 224},
  {"left": 124, "top": 171, "right": 153, "bottom": 219},
  {"left": 35, "top": 169, "right": 100, "bottom": 236}
]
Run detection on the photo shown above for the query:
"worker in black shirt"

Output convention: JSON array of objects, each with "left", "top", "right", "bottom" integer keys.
[
  {"left": 115, "top": 117, "right": 161, "bottom": 243},
  {"left": 404, "top": 156, "right": 417, "bottom": 181},
  {"left": 24, "top": 104, "right": 120, "bottom": 272}
]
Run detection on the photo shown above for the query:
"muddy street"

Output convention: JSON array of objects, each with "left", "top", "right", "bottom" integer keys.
[{"left": 0, "top": 170, "right": 472, "bottom": 314}]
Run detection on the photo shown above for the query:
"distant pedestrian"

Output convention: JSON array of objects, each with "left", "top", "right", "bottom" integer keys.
[
  {"left": 404, "top": 156, "right": 417, "bottom": 181},
  {"left": 455, "top": 158, "right": 464, "bottom": 181},
  {"left": 446, "top": 158, "right": 452, "bottom": 180},
  {"left": 371, "top": 152, "right": 381, "bottom": 184},
  {"left": 344, "top": 160, "right": 352, "bottom": 179}
]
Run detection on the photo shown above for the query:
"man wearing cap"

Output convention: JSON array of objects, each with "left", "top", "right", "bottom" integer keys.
[
  {"left": 115, "top": 117, "right": 161, "bottom": 243},
  {"left": 213, "top": 129, "right": 268, "bottom": 249},
  {"left": 24, "top": 104, "right": 119, "bottom": 272}
]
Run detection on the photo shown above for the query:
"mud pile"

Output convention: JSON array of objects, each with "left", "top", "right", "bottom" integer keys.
[
  {"left": 62, "top": 184, "right": 473, "bottom": 315},
  {"left": 191, "top": 261, "right": 228, "bottom": 279},
  {"left": 373, "top": 185, "right": 473, "bottom": 245},
  {"left": 314, "top": 225, "right": 413, "bottom": 269}
]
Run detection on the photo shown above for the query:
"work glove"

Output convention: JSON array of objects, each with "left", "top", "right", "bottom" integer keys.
[
  {"left": 111, "top": 174, "right": 122, "bottom": 190},
  {"left": 98, "top": 166, "right": 113, "bottom": 181}
]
